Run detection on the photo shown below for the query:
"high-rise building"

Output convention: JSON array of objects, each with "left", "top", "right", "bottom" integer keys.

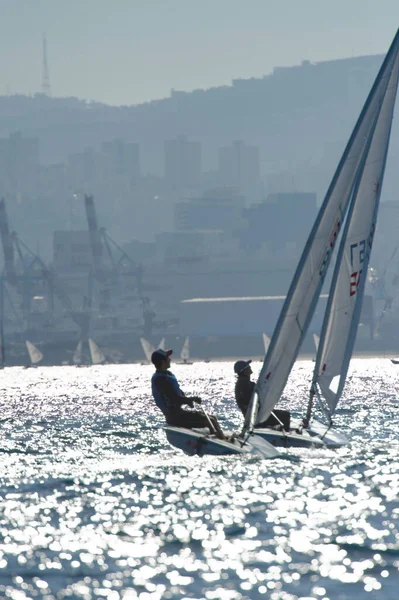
[
  {"left": 0, "top": 132, "right": 40, "bottom": 198},
  {"left": 101, "top": 139, "right": 140, "bottom": 180},
  {"left": 164, "top": 135, "right": 201, "bottom": 191},
  {"left": 218, "top": 140, "right": 260, "bottom": 200},
  {"left": 68, "top": 147, "right": 108, "bottom": 189},
  {"left": 241, "top": 192, "right": 317, "bottom": 253},
  {"left": 174, "top": 188, "right": 245, "bottom": 232}
]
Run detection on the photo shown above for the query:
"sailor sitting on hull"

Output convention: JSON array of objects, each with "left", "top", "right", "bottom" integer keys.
[
  {"left": 234, "top": 360, "right": 291, "bottom": 431},
  {"left": 151, "top": 348, "right": 226, "bottom": 440}
]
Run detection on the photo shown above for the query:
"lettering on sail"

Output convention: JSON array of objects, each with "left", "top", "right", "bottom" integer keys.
[{"left": 319, "top": 217, "right": 341, "bottom": 277}]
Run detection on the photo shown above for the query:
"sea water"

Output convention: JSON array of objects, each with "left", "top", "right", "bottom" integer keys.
[{"left": 0, "top": 358, "right": 398, "bottom": 600}]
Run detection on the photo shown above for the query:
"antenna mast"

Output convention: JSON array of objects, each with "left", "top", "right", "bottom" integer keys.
[{"left": 41, "top": 35, "right": 51, "bottom": 96}]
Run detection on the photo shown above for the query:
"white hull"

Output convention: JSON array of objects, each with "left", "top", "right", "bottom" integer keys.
[
  {"left": 254, "top": 418, "right": 348, "bottom": 449},
  {"left": 307, "top": 419, "right": 348, "bottom": 448},
  {"left": 164, "top": 426, "right": 280, "bottom": 458}
]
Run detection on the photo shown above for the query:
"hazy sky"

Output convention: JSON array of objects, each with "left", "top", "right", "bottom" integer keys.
[{"left": 1, "top": 0, "right": 399, "bottom": 106}]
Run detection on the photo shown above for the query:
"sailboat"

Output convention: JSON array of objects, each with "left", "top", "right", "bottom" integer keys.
[
  {"left": 262, "top": 333, "right": 270, "bottom": 354},
  {"left": 140, "top": 337, "right": 154, "bottom": 363},
  {"left": 73, "top": 341, "right": 83, "bottom": 365},
  {"left": 179, "top": 336, "right": 192, "bottom": 364},
  {"left": 157, "top": 338, "right": 166, "bottom": 351},
  {"left": 313, "top": 334, "right": 320, "bottom": 352},
  {"left": 245, "top": 29, "right": 399, "bottom": 449},
  {"left": 140, "top": 337, "right": 167, "bottom": 363},
  {"left": 25, "top": 340, "right": 44, "bottom": 366},
  {"left": 164, "top": 347, "right": 279, "bottom": 456},
  {"left": 73, "top": 338, "right": 105, "bottom": 365},
  {"left": 88, "top": 338, "right": 105, "bottom": 365},
  {"left": 0, "top": 277, "right": 4, "bottom": 369}
]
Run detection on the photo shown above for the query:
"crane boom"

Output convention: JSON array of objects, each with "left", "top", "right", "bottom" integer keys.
[
  {"left": 0, "top": 199, "right": 16, "bottom": 281},
  {"left": 84, "top": 194, "right": 103, "bottom": 276}
]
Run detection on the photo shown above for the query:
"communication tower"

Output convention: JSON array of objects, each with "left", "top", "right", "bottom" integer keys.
[{"left": 41, "top": 35, "right": 51, "bottom": 96}]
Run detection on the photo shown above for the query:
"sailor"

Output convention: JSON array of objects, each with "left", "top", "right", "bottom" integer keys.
[
  {"left": 234, "top": 359, "right": 291, "bottom": 431},
  {"left": 151, "top": 348, "right": 226, "bottom": 439}
]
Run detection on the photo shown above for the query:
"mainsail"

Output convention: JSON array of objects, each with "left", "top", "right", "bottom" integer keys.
[
  {"left": 313, "top": 49, "right": 399, "bottom": 417},
  {"left": 157, "top": 338, "right": 166, "bottom": 350},
  {"left": 140, "top": 337, "right": 154, "bottom": 362},
  {"left": 88, "top": 338, "right": 105, "bottom": 365},
  {"left": 180, "top": 337, "right": 190, "bottom": 361},
  {"left": 250, "top": 29, "right": 399, "bottom": 427},
  {"left": 26, "top": 340, "right": 44, "bottom": 365}
]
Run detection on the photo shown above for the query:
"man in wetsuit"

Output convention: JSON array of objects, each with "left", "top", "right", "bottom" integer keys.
[
  {"left": 151, "top": 348, "right": 226, "bottom": 439},
  {"left": 234, "top": 359, "right": 291, "bottom": 431}
]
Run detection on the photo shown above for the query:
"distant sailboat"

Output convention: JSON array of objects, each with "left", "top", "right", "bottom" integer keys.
[
  {"left": 157, "top": 338, "right": 166, "bottom": 350},
  {"left": 0, "top": 278, "right": 4, "bottom": 369},
  {"left": 73, "top": 341, "right": 83, "bottom": 365},
  {"left": 313, "top": 334, "right": 320, "bottom": 351},
  {"left": 88, "top": 338, "right": 105, "bottom": 365},
  {"left": 25, "top": 340, "right": 43, "bottom": 366},
  {"left": 179, "top": 336, "right": 192, "bottom": 364},
  {"left": 140, "top": 337, "right": 154, "bottom": 363},
  {"left": 262, "top": 333, "right": 270, "bottom": 354},
  {"left": 73, "top": 338, "right": 105, "bottom": 365},
  {"left": 0, "top": 332, "right": 4, "bottom": 369}
]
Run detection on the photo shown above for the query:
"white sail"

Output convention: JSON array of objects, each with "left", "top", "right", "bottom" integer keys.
[
  {"left": 180, "top": 337, "right": 190, "bottom": 361},
  {"left": 313, "top": 334, "right": 320, "bottom": 352},
  {"left": 140, "top": 337, "right": 154, "bottom": 362},
  {"left": 88, "top": 338, "right": 105, "bottom": 365},
  {"left": 157, "top": 338, "right": 166, "bottom": 350},
  {"left": 262, "top": 333, "right": 270, "bottom": 354},
  {"left": 314, "top": 49, "right": 399, "bottom": 417},
  {"left": 73, "top": 341, "right": 83, "bottom": 365},
  {"left": 252, "top": 29, "right": 399, "bottom": 427},
  {"left": 26, "top": 340, "right": 43, "bottom": 365}
]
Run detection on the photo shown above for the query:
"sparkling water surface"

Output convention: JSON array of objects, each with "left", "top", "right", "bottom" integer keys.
[{"left": 0, "top": 358, "right": 398, "bottom": 600}]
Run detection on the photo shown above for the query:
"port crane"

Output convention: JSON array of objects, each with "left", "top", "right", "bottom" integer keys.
[{"left": 0, "top": 199, "right": 89, "bottom": 359}]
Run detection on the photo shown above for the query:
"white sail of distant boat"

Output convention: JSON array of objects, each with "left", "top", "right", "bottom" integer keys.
[
  {"left": 140, "top": 337, "right": 154, "bottom": 362},
  {"left": 0, "top": 332, "right": 4, "bottom": 369},
  {"left": 262, "top": 333, "right": 270, "bottom": 354},
  {"left": 311, "top": 48, "right": 399, "bottom": 420},
  {"left": 73, "top": 341, "right": 83, "bottom": 365},
  {"left": 88, "top": 338, "right": 105, "bottom": 365},
  {"left": 26, "top": 340, "right": 43, "bottom": 365},
  {"left": 313, "top": 334, "right": 320, "bottom": 352},
  {"left": 157, "top": 338, "right": 166, "bottom": 350},
  {"left": 180, "top": 337, "right": 190, "bottom": 362},
  {"left": 0, "top": 278, "right": 4, "bottom": 368},
  {"left": 246, "top": 29, "right": 399, "bottom": 431}
]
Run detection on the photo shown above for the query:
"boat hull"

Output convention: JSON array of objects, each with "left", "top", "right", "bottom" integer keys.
[
  {"left": 164, "top": 426, "right": 280, "bottom": 458},
  {"left": 254, "top": 419, "right": 348, "bottom": 449},
  {"left": 307, "top": 419, "right": 348, "bottom": 448}
]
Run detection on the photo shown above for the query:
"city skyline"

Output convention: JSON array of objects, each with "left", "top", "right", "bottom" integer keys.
[{"left": 0, "top": 0, "right": 398, "bottom": 105}]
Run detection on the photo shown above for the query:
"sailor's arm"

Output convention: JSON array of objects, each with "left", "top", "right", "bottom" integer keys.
[{"left": 154, "top": 377, "right": 201, "bottom": 408}]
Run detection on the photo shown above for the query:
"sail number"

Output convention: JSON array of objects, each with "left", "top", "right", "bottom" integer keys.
[{"left": 349, "top": 240, "right": 366, "bottom": 297}]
